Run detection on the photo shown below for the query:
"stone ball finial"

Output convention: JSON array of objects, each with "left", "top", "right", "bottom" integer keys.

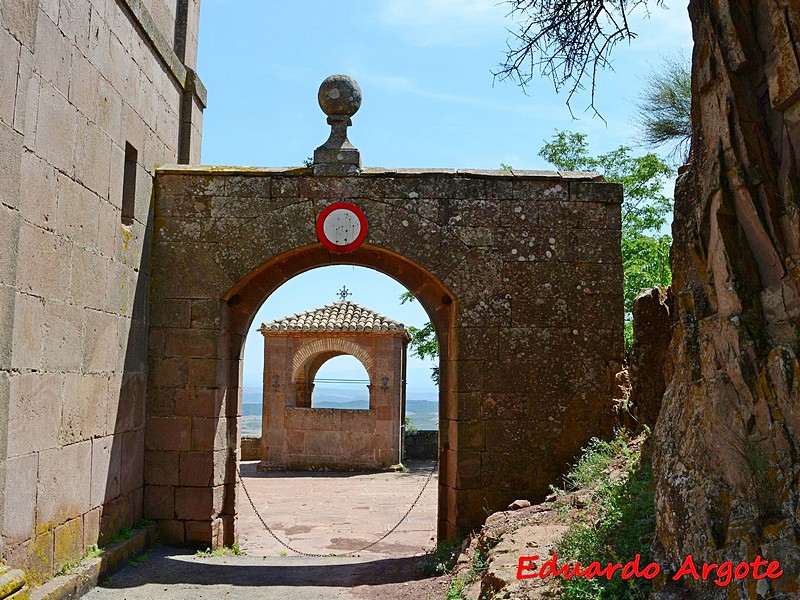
[{"left": 318, "top": 74, "right": 362, "bottom": 118}]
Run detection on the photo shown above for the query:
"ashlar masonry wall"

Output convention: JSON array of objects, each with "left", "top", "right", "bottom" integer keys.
[
  {"left": 0, "top": 0, "right": 204, "bottom": 582},
  {"left": 146, "top": 166, "right": 624, "bottom": 546}
]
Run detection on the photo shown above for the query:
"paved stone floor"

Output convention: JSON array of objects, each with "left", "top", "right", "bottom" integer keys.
[
  {"left": 82, "top": 460, "right": 443, "bottom": 600},
  {"left": 238, "top": 459, "right": 438, "bottom": 558}
]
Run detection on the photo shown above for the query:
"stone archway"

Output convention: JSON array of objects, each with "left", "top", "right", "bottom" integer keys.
[{"left": 145, "top": 164, "right": 623, "bottom": 548}]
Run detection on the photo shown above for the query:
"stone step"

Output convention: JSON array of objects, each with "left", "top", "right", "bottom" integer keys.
[{"left": 0, "top": 566, "right": 27, "bottom": 599}]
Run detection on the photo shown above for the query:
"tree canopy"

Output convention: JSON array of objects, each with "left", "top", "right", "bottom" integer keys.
[{"left": 633, "top": 53, "right": 692, "bottom": 165}]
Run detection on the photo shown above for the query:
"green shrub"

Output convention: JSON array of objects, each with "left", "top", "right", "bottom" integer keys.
[{"left": 555, "top": 433, "right": 655, "bottom": 600}]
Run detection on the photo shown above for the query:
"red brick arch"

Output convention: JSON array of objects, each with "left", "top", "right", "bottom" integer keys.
[{"left": 291, "top": 338, "right": 375, "bottom": 379}]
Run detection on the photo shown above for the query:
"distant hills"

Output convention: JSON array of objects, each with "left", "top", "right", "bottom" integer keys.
[{"left": 240, "top": 386, "right": 438, "bottom": 435}]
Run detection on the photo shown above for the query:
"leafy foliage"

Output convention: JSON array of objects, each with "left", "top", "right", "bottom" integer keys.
[
  {"left": 565, "top": 432, "right": 633, "bottom": 490},
  {"left": 399, "top": 291, "right": 440, "bottom": 384},
  {"left": 633, "top": 53, "right": 692, "bottom": 165},
  {"left": 538, "top": 131, "right": 672, "bottom": 350},
  {"left": 196, "top": 544, "right": 244, "bottom": 558},
  {"left": 555, "top": 430, "right": 655, "bottom": 599}
]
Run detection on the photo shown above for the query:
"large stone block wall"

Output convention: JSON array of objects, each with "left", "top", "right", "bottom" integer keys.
[
  {"left": 0, "top": 0, "right": 203, "bottom": 582},
  {"left": 147, "top": 166, "right": 624, "bottom": 545}
]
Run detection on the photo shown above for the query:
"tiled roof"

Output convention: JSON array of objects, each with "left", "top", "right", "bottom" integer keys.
[{"left": 259, "top": 301, "right": 407, "bottom": 334}]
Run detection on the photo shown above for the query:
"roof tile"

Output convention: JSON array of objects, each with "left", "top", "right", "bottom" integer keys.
[{"left": 259, "top": 301, "right": 407, "bottom": 334}]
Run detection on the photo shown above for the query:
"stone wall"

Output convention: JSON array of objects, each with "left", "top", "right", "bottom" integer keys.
[
  {"left": 404, "top": 430, "right": 437, "bottom": 460},
  {"left": 147, "top": 166, "right": 624, "bottom": 545},
  {"left": 240, "top": 436, "right": 259, "bottom": 461},
  {"left": 269, "top": 407, "right": 394, "bottom": 471},
  {"left": 0, "top": 0, "right": 203, "bottom": 582},
  {"left": 260, "top": 331, "right": 406, "bottom": 471}
]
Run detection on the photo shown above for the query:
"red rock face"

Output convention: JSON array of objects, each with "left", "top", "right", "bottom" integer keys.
[{"left": 653, "top": 0, "right": 800, "bottom": 596}]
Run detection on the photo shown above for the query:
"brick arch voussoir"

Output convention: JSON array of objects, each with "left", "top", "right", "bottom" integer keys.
[{"left": 291, "top": 338, "right": 375, "bottom": 381}]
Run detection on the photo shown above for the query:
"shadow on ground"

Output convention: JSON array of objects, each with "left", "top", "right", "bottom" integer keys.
[{"left": 97, "top": 547, "right": 431, "bottom": 589}]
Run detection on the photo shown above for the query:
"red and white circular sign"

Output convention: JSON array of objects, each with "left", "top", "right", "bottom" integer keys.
[{"left": 316, "top": 201, "right": 368, "bottom": 253}]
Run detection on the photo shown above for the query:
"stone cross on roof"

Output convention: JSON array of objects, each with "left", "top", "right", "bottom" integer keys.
[{"left": 259, "top": 301, "right": 407, "bottom": 334}]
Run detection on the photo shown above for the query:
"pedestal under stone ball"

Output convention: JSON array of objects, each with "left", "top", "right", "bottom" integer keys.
[{"left": 318, "top": 75, "right": 362, "bottom": 117}]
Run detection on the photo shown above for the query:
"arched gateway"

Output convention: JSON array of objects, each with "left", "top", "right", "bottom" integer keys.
[{"left": 144, "top": 76, "right": 624, "bottom": 548}]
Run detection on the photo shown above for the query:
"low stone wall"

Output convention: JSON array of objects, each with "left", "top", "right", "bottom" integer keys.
[
  {"left": 404, "top": 430, "right": 438, "bottom": 460},
  {"left": 243, "top": 429, "right": 439, "bottom": 464},
  {"left": 241, "top": 436, "right": 261, "bottom": 461},
  {"left": 259, "top": 407, "right": 398, "bottom": 471}
]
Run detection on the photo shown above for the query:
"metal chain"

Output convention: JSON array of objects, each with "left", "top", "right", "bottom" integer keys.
[{"left": 237, "top": 461, "right": 437, "bottom": 558}]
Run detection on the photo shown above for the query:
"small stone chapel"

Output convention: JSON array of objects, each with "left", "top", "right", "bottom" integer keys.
[{"left": 257, "top": 300, "right": 410, "bottom": 471}]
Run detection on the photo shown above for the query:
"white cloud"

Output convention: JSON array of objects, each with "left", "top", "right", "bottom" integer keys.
[{"left": 379, "top": 0, "right": 508, "bottom": 47}]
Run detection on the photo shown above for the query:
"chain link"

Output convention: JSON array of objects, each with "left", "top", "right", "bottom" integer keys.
[{"left": 237, "top": 461, "right": 437, "bottom": 558}]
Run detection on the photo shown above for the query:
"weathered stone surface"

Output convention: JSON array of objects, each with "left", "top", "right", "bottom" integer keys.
[
  {"left": 147, "top": 167, "right": 622, "bottom": 546},
  {"left": 36, "top": 441, "right": 92, "bottom": 528},
  {"left": 3, "top": 452, "right": 38, "bottom": 543},
  {"left": 53, "top": 517, "right": 83, "bottom": 569},
  {"left": 627, "top": 287, "right": 672, "bottom": 429},
  {"left": 653, "top": 1, "right": 800, "bottom": 597}
]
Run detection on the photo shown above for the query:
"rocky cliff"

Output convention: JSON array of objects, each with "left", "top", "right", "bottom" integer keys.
[{"left": 653, "top": 0, "right": 800, "bottom": 597}]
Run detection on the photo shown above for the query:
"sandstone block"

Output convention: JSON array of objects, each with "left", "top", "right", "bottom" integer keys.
[
  {"left": 83, "top": 309, "right": 118, "bottom": 373},
  {"left": 144, "top": 450, "right": 179, "bottom": 486},
  {"left": 174, "top": 487, "right": 213, "bottom": 521},
  {"left": 90, "top": 435, "right": 121, "bottom": 509},
  {"left": 569, "top": 180, "right": 622, "bottom": 203},
  {"left": 83, "top": 506, "right": 101, "bottom": 548},
  {"left": 190, "top": 298, "right": 221, "bottom": 329},
  {"left": 8, "top": 372, "right": 60, "bottom": 457},
  {"left": 61, "top": 372, "right": 107, "bottom": 444},
  {"left": 179, "top": 451, "right": 213, "bottom": 487},
  {"left": 174, "top": 387, "right": 220, "bottom": 418},
  {"left": 53, "top": 517, "right": 83, "bottom": 569},
  {"left": 34, "top": 81, "right": 76, "bottom": 172},
  {"left": 146, "top": 416, "right": 191, "bottom": 451},
  {"left": 0, "top": 122, "right": 22, "bottom": 212},
  {"left": 187, "top": 358, "right": 220, "bottom": 386},
  {"left": 150, "top": 298, "right": 191, "bottom": 328},
  {"left": 157, "top": 519, "right": 184, "bottom": 545},
  {"left": 165, "top": 328, "right": 217, "bottom": 358},
  {"left": 144, "top": 485, "right": 175, "bottom": 520},
  {"left": 37, "top": 440, "right": 92, "bottom": 528},
  {"left": 184, "top": 520, "right": 213, "bottom": 546},
  {"left": 2, "top": 452, "right": 38, "bottom": 543},
  {"left": 68, "top": 54, "right": 101, "bottom": 119},
  {"left": 120, "top": 429, "right": 144, "bottom": 494},
  {"left": 191, "top": 417, "right": 225, "bottom": 451},
  {"left": 74, "top": 118, "right": 112, "bottom": 199},
  {"left": 19, "top": 149, "right": 58, "bottom": 228},
  {"left": 16, "top": 221, "right": 71, "bottom": 301},
  {"left": 111, "top": 372, "right": 146, "bottom": 433},
  {"left": 28, "top": 530, "right": 54, "bottom": 585},
  {"left": 71, "top": 247, "right": 109, "bottom": 311},
  {"left": 98, "top": 496, "right": 129, "bottom": 545},
  {"left": 95, "top": 77, "right": 122, "bottom": 141},
  {"left": 0, "top": 205, "right": 20, "bottom": 286},
  {"left": 10, "top": 291, "right": 43, "bottom": 370},
  {"left": 56, "top": 176, "right": 101, "bottom": 248},
  {"left": 0, "top": 0, "right": 37, "bottom": 47},
  {"left": 41, "top": 300, "right": 84, "bottom": 371},
  {"left": 33, "top": 11, "right": 71, "bottom": 95}
]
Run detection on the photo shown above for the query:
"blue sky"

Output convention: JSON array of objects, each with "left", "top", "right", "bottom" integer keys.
[{"left": 196, "top": 0, "right": 693, "bottom": 394}]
